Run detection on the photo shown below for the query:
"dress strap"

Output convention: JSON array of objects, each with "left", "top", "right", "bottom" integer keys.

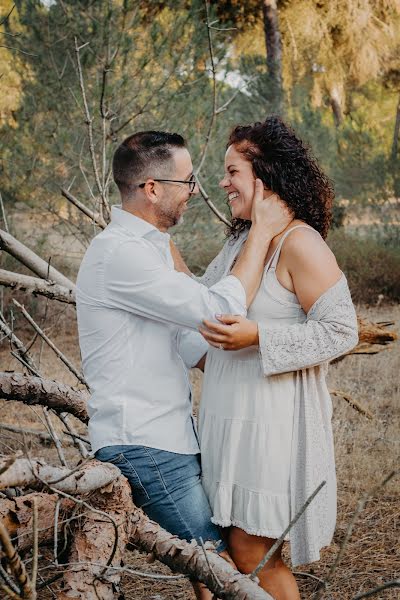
[{"left": 267, "top": 225, "right": 318, "bottom": 271}]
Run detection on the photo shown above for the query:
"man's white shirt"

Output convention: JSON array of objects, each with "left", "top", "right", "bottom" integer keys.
[{"left": 76, "top": 206, "right": 247, "bottom": 454}]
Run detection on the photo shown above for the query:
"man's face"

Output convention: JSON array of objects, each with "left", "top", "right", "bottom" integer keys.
[{"left": 155, "top": 147, "right": 198, "bottom": 229}]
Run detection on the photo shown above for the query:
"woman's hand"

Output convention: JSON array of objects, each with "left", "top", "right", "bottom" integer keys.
[
  {"left": 251, "top": 179, "right": 293, "bottom": 239},
  {"left": 199, "top": 315, "right": 259, "bottom": 350}
]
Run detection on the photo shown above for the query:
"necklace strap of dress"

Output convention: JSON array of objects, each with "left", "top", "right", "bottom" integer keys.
[{"left": 268, "top": 225, "right": 317, "bottom": 271}]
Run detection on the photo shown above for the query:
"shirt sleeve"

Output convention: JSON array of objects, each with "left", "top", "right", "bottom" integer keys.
[
  {"left": 176, "top": 328, "right": 209, "bottom": 369},
  {"left": 104, "top": 238, "right": 247, "bottom": 330},
  {"left": 258, "top": 275, "right": 359, "bottom": 376}
]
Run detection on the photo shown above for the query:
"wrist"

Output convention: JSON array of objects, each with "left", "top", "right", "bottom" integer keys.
[{"left": 248, "top": 224, "right": 273, "bottom": 245}]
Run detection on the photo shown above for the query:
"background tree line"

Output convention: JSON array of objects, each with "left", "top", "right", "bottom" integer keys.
[{"left": 0, "top": 0, "right": 399, "bottom": 301}]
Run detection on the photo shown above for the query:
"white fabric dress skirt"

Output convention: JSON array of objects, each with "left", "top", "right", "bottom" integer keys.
[{"left": 198, "top": 237, "right": 307, "bottom": 540}]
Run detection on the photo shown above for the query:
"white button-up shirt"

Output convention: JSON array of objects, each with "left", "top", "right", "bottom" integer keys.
[{"left": 76, "top": 206, "right": 247, "bottom": 454}]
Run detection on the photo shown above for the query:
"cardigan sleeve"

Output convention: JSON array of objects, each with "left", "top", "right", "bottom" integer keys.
[{"left": 258, "top": 274, "right": 359, "bottom": 376}]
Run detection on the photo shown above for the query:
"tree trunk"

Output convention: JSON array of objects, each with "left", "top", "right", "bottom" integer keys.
[
  {"left": 329, "top": 84, "right": 343, "bottom": 128},
  {"left": 262, "top": 0, "right": 284, "bottom": 115},
  {"left": 391, "top": 90, "right": 400, "bottom": 197},
  {"left": 391, "top": 90, "right": 400, "bottom": 162},
  {"left": 0, "top": 372, "right": 89, "bottom": 423}
]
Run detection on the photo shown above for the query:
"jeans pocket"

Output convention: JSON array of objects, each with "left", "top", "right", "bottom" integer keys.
[{"left": 108, "top": 453, "right": 150, "bottom": 506}]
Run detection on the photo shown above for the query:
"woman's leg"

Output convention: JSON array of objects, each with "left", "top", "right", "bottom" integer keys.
[{"left": 228, "top": 527, "right": 300, "bottom": 600}]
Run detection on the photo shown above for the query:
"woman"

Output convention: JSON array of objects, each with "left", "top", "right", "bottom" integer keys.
[{"left": 196, "top": 117, "right": 359, "bottom": 600}]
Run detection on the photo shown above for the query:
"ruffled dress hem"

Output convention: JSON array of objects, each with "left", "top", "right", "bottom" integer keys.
[{"left": 210, "top": 516, "right": 290, "bottom": 541}]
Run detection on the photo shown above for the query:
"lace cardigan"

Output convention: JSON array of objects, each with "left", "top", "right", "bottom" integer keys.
[{"left": 197, "top": 231, "right": 359, "bottom": 566}]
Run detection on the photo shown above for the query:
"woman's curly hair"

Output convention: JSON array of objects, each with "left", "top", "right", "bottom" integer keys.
[{"left": 226, "top": 116, "right": 334, "bottom": 239}]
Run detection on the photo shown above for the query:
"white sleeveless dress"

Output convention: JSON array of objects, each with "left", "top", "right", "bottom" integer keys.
[{"left": 198, "top": 225, "right": 315, "bottom": 539}]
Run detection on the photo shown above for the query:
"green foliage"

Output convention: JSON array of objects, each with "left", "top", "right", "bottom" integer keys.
[{"left": 0, "top": 0, "right": 399, "bottom": 286}]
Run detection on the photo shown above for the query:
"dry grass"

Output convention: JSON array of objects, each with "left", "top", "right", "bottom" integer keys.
[{"left": 0, "top": 302, "right": 398, "bottom": 599}]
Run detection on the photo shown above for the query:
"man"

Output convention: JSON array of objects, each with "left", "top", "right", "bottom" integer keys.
[{"left": 76, "top": 130, "right": 290, "bottom": 599}]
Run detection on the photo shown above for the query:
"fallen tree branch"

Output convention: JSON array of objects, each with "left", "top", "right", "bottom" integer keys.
[
  {"left": 0, "top": 372, "right": 89, "bottom": 424},
  {"left": 250, "top": 480, "right": 326, "bottom": 580},
  {"left": 329, "top": 389, "right": 373, "bottom": 419},
  {"left": 129, "top": 498, "right": 272, "bottom": 599},
  {"left": 352, "top": 579, "right": 400, "bottom": 600},
  {"left": 0, "top": 319, "right": 40, "bottom": 376},
  {"left": 0, "top": 229, "right": 75, "bottom": 290},
  {"left": 61, "top": 188, "right": 107, "bottom": 230},
  {"left": 0, "top": 423, "right": 69, "bottom": 445},
  {"left": 0, "top": 270, "right": 75, "bottom": 304},
  {"left": 0, "top": 458, "right": 119, "bottom": 495},
  {"left": 335, "top": 317, "right": 398, "bottom": 361}
]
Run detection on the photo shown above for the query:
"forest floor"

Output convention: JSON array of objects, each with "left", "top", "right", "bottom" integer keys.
[{"left": 0, "top": 303, "right": 399, "bottom": 599}]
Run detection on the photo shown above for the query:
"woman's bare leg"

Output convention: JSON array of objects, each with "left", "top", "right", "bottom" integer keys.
[{"left": 228, "top": 527, "right": 300, "bottom": 600}]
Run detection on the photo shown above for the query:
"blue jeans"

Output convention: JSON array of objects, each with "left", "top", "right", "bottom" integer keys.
[{"left": 95, "top": 445, "right": 226, "bottom": 552}]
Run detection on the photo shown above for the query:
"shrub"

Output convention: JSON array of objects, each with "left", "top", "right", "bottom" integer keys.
[{"left": 327, "top": 228, "right": 400, "bottom": 304}]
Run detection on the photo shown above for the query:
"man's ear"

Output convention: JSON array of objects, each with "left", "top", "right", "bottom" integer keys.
[{"left": 143, "top": 180, "right": 158, "bottom": 205}]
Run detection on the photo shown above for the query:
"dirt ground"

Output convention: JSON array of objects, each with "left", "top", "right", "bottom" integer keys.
[{"left": 0, "top": 302, "right": 399, "bottom": 599}]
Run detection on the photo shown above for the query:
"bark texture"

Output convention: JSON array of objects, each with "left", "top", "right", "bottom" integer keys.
[
  {"left": 0, "top": 269, "right": 76, "bottom": 304},
  {"left": 0, "top": 493, "right": 74, "bottom": 551},
  {"left": 129, "top": 500, "right": 273, "bottom": 600},
  {"left": 0, "top": 458, "right": 120, "bottom": 495},
  {"left": 58, "top": 476, "right": 133, "bottom": 600},
  {"left": 0, "top": 372, "right": 89, "bottom": 423}
]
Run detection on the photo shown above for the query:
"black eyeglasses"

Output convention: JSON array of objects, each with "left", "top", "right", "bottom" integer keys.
[{"left": 138, "top": 176, "right": 197, "bottom": 193}]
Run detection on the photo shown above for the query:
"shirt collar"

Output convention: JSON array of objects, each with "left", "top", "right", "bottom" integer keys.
[{"left": 111, "top": 205, "right": 170, "bottom": 241}]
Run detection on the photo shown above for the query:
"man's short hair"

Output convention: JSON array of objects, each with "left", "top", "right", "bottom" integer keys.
[{"left": 112, "top": 130, "right": 186, "bottom": 198}]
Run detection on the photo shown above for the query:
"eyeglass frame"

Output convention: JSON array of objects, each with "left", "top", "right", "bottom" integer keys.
[{"left": 138, "top": 175, "right": 197, "bottom": 193}]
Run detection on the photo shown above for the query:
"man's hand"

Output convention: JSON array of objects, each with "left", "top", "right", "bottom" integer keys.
[
  {"left": 199, "top": 315, "right": 259, "bottom": 350},
  {"left": 251, "top": 179, "right": 293, "bottom": 240}
]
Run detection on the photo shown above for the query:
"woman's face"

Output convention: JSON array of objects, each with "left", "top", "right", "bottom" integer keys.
[{"left": 219, "top": 144, "right": 257, "bottom": 220}]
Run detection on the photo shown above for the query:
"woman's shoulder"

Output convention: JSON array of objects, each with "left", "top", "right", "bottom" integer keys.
[
  {"left": 281, "top": 222, "right": 338, "bottom": 271},
  {"left": 282, "top": 222, "right": 329, "bottom": 253}
]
